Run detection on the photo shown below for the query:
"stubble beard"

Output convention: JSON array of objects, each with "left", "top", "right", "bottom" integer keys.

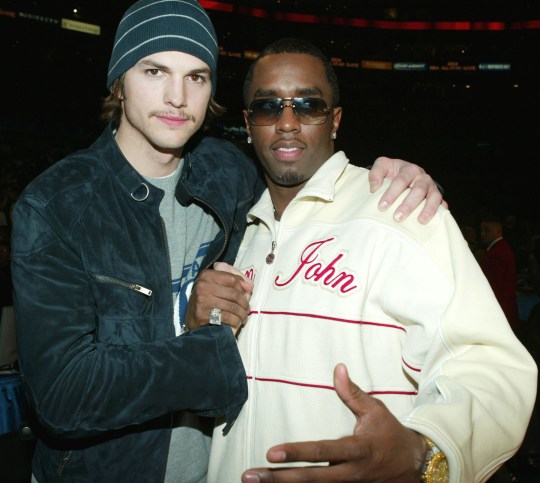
[{"left": 273, "top": 171, "right": 305, "bottom": 187}]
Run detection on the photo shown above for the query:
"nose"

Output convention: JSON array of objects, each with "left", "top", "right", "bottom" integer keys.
[
  {"left": 275, "top": 100, "right": 301, "bottom": 133},
  {"left": 164, "top": 77, "right": 186, "bottom": 108}
]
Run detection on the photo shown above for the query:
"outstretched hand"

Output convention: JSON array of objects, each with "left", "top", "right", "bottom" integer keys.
[
  {"left": 369, "top": 156, "right": 447, "bottom": 224},
  {"left": 241, "top": 364, "right": 427, "bottom": 482}
]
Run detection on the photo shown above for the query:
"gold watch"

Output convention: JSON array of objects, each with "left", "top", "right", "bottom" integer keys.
[{"left": 420, "top": 436, "right": 449, "bottom": 483}]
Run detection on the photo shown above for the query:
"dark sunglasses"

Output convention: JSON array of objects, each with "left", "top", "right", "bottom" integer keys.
[{"left": 247, "top": 97, "right": 332, "bottom": 126}]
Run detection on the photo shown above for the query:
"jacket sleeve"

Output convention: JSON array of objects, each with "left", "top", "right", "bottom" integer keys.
[
  {"left": 11, "top": 195, "right": 247, "bottom": 439},
  {"left": 386, "top": 210, "right": 537, "bottom": 482}
]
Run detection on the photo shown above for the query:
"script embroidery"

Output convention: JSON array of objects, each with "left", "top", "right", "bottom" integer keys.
[
  {"left": 244, "top": 268, "right": 256, "bottom": 281},
  {"left": 274, "top": 237, "right": 358, "bottom": 294}
]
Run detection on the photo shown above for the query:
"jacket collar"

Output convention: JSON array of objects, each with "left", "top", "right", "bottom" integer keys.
[
  {"left": 248, "top": 151, "right": 349, "bottom": 223},
  {"left": 96, "top": 126, "right": 252, "bottom": 231},
  {"left": 177, "top": 136, "right": 249, "bottom": 225},
  {"left": 95, "top": 125, "right": 164, "bottom": 208},
  {"left": 487, "top": 237, "right": 504, "bottom": 251}
]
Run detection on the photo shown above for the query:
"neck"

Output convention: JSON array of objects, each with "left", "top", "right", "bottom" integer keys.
[
  {"left": 268, "top": 185, "right": 300, "bottom": 221},
  {"left": 273, "top": 204, "right": 283, "bottom": 221},
  {"left": 115, "top": 126, "right": 182, "bottom": 178}
]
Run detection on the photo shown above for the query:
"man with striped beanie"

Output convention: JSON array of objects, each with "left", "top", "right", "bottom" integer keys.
[{"left": 14, "top": 1, "right": 257, "bottom": 482}]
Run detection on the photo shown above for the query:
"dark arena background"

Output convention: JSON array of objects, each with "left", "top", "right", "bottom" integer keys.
[
  {"left": 1, "top": 2, "right": 540, "bottom": 482},
  {"left": 1, "top": 0, "right": 540, "bottom": 224}
]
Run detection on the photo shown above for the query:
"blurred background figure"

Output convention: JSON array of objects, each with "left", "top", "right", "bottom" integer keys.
[
  {"left": 0, "top": 234, "right": 34, "bottom": 483},
  {"left": 528, "top": 235, "right": 540, "bottom": 296},
  {"left": 460, "top": 222, "right": 485, "bottom": 263},
  {"left": 480, "top": 215, "right": 520, "bottom": 331}
]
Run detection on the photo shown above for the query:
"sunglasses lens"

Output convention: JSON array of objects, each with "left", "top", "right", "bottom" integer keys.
[
  {"left": 249, "top": 99, "right": 281, "bottom": 126},
  {"left": 248, "top": 98, "right": 331, "bottom": 125},
  {"left": 294, "top": 98, "right": 330, "bottom": 125}
]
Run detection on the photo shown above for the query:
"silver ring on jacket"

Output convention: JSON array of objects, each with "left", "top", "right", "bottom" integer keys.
[{"left": 209, "top": 308, "right": 222, "bottom": 325}]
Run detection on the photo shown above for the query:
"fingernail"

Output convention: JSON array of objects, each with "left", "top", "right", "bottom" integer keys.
[
  {"left": 269, "top": 450, "right": 287, "bottom": 462},
  {"left": 379, "top": 200, "right": 389, "bottom": 211},
  {"left": 394, "top": 211, "right": 404, "bottom": 222},
  {"left": 243, "top": 473, "right": 260, "bottom": 482}
]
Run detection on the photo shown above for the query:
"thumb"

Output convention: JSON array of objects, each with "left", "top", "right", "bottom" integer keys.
[
  {"left": 334, "top": 363, "right": 369, "bottom": 417},
  {"left": 213, "top": 261, "right": 238, "bottom": 274},
  {"left": 214, "top": 262, "right": 254, "bottom": 294}
]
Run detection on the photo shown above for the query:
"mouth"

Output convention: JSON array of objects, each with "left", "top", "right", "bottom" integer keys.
[
  {"left": 154, "top": 113, "right": 191, "bottom": 127},
  {"left": 271, "top": 140, "right": 305, "bottom": 161}
]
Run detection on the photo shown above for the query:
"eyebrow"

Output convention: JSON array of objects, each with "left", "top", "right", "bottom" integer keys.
[
  {"left": 188, "top": 67, "right": 211, "bottom": 76},
  {"left": 252, "top": 87, "right": 324, "bottom": 98},
  {"left": 137, "top": 59, "right": 211, "bottom": 76},
  {"left": 138, "top": 59, "right": 169, "bottom": 70}
]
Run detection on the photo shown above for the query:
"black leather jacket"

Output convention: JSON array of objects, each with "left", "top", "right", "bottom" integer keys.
[{"left": 11, "top": 125, "right": 261, "bottom": 482}]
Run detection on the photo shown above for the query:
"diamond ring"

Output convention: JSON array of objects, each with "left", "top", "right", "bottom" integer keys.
[{"left": 209, "top": 308, "right": 222, "bottom": 325}]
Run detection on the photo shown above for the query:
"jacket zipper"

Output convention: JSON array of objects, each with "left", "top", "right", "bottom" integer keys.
[
  {"left": 159, "top": 217, "right": 176, "bottom": 335},
  {"left": 88, "top": 273, "right": 152, "bottom": 296},
  {"left": 246, "top": 212, "right": 281, "bottom": 469},
  {"left": 191, "top": 195, "right": 229, "bottom": 269},
  {"left": 56, "top": 450, "right": 71, "bottom": 476}
]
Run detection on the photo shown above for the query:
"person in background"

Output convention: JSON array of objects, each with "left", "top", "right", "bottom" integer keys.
[
  {"left": 10, "top": 2, "right": 443, "bottom": 482},
  {"left": 528, "top": 235, "right": 540, "bottom": 295},
  {"left": 195, "top": 38, "right": 538, "bottom": 483},
  {"left": 0, "top": 238, "right": 15, "bottom": 370},
  {"left": 480, "top": 214, "right": 520, "bottom": 331},
  {"left": 459, "top": 222, "right": 484, "bottom": 263}
]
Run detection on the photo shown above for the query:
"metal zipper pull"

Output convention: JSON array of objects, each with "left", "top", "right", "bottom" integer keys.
[
  {"left": 89, "top": 273, "right": 153, "bottom": 297},
  {"left": 266, "top": 241, "right": 276, "bottom": 264},
  {"left": 131, "top": 284, "right": 153, "bottom": 296}
]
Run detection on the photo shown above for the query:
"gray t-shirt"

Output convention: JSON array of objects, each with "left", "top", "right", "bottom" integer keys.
[{"left": 146, "top": 162, "right": 219, "bottom": 482}]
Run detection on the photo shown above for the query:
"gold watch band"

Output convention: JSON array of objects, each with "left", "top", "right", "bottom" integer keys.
[{"left": 420, "top": 436, "right": 449, "bottom": 483}]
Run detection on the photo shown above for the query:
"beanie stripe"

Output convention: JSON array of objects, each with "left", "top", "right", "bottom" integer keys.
[
  {"left": 119, "top": 0, "right": 205, "bottom": 27},
  {"left": 114, "top": 14, "right": 218, "bottom": 53},
  {"left": 108, "top": 17, "right": 218, "bottom": 78},
  {"left": 107, "top": 0, "right": 219, "bottom": 93}
]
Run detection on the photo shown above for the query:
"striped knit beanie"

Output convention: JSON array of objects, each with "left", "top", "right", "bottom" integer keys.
[{"left": 107, "top": 0, "right": 218, "bottom": 94}]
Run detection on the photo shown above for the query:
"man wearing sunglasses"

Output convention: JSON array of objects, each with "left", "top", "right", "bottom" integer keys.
[{"left": 198, "top": 38, "right": 537, "bottom": 482}]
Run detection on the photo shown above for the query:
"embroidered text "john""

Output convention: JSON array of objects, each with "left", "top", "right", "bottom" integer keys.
[{"left": 274, "top": 238, "right": 358, "bottom": 294}]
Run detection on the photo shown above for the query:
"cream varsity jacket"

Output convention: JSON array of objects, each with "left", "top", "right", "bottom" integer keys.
[{"left": 208, "top": 151, "right": 537, "bottom": 483}]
